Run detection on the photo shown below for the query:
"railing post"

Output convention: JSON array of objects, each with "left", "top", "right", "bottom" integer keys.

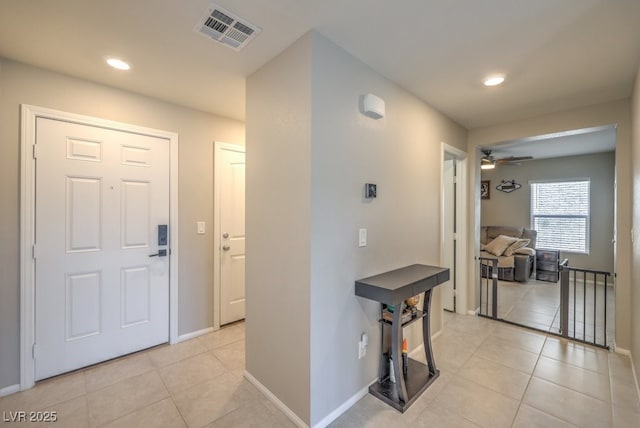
[
  {"left": 478, "top": 257, "right": 499, "bottom": 319},
  {"left": 604, "top": 273, "right": 608, "bottom": 347},
  {"left": 559, "top": 261, "right": 570, "bottom": 338},
  {"left": 491, "top": 260, "right": 498, "bottom": 319}
]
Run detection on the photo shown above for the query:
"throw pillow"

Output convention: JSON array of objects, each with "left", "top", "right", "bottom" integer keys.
[
  {"left": 484, "top": 235, "right": 518, "bottom": 256},
  {"left": 504, "top": 238, "right": 531, "bottom": 256},
  {"left": 514, "top": 247, "right": 536, "bottom": 256}
]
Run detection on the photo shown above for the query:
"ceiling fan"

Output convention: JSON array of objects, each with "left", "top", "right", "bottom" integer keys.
[{"left": 480, "top": 149, "right": 534, "bottom": 169}]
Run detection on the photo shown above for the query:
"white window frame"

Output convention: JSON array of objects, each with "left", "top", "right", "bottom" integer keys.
[{"left": 530, "top": 178, "right": 590, "bottom": 254}]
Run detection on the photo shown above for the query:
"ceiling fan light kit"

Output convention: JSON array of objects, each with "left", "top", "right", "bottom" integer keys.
[
  {"left": 481, "top": 149, "right": 534, "bottom": 168},
  {"left": 481, "top": 157, "right": 495, "bottom": 169}
]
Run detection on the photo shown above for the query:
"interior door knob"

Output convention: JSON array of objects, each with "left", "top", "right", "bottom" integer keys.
[
  {"left": 222, "top": 245, "right": 230, "bottom": 251},
  {"left": 223, "top": 233, "right": 229, "bottom": 239}
]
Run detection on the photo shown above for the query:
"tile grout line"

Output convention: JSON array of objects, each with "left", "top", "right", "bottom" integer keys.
[
  {"left": 449, "top": 319, "right": 532, "bottom": 428},
  {"left": 517, "top": 334, "right": 614, "bottom": 427},
  {"left": 153, "top": 365, "right": 191, "bottom": 428},
  {"left": 88, "top": 369, "right": 171, "bottom": 428},
  {"left": 607, "top": 353, "right": 618, "bottom": 427},
  {"left": 108, "top": 332, "right": 242, "bottom": 427},
  {"left": 508, "top": 333, "right": 548, "bottom": 428},
  {"left": 528, "top": 356, "right": 612, "bottom": 404}
]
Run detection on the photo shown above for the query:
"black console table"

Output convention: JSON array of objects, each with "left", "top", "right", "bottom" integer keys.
[{"left": 355, "top": 264, "right": 449, "bottom": 412}]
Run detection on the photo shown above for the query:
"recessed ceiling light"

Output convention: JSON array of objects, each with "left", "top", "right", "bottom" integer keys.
[
  {"left": 106, "top": 58, "right": 130, "bottom": 71},
  {"left": 484, "top": 75, "right": 505, "bottom": 86}
]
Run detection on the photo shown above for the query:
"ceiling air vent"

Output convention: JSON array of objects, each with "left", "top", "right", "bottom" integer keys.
[{"left": 195, "top": 4, "right": 261, "bottom": 51}]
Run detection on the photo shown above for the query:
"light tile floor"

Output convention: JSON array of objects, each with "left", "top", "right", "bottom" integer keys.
[
  {"left": 480, "top": 278, "right": 615, "bottom": 348},
  {"left": 330, "top": 311, "right": 639, "bottom": 428},
  {"left": 1, "top": 314, "right": 639, "bottom": 427},
  {"left": 0, "top": 322, "right": 295, "bottom": 428}
]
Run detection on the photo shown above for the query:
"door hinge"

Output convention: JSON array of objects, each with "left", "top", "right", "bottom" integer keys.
[
  {"left": 32, "top": 343, "right": 37, "bottom": 359},
  {"left": 453, "top": 289, "right": 457, "bottom": 297},
  {"left": 32, "top": 144, "right": 38, "bottom": 159},
  {"left": 32, "top": 244, "right": 37, "bottom": 260}
]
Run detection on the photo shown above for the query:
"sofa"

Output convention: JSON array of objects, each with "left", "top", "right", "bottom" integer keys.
[{"left": 480, "top": 226, "right": 537, "bottom": 282}]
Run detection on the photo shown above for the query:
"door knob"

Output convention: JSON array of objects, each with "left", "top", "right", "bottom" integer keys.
[
  {"left": 223, "top": 233, "right": 229, "bottom": 239},
  {"left": 222, "top": 245, "right": 230, "bottom": 251}
]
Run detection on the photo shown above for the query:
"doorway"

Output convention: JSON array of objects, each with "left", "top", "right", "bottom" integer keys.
[
  {"left": 20, "top": 105, "right": 179, "bottom": 389},
  {"left": 213, "top": 142, "right": 246, "bottom": 328},
  {"left": 440, "top": 143, "right": 468, "bottom": 315},
  {"left": 476, "top": 126, "right": 616, "bottom": 348}
]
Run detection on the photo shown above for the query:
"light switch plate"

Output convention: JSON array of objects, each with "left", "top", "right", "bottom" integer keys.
[
  {"left": 197, "top": 221, "right": 205, "bottom": 234},
  {"left": 358, "top": 228, "right": 367, "bottom": 247}
]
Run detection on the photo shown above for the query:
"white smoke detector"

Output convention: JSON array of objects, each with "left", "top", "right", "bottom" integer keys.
[{"left": 195, "top": 4, "right": 261, "bottom": 51}]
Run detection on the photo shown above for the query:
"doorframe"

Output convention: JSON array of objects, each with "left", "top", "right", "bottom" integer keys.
[
  {"left": 212, "top": 142, "right": 245, "bottom": 331},
  {"left": 19, "top": 105, "right": 179, "bottom": 390},
  {"left": 440, "top": 142, "right": 468, "bottom": 315}
]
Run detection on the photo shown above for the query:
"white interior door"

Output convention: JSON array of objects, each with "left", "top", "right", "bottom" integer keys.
[
  {"left": 442, "top": 157, "right": 456, "bottom": 312},
  {"left": 35, "top": 118, "right": 170, "bottom": 380},
  {"left": 217, "top": 144, "right": 246, "bottom": 325}
]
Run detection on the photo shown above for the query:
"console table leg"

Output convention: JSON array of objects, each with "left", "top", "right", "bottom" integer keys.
[
  {"left": 422, "top": 289, "right": 437, "bottom": 375},
  {"left": 392, "top": 307, "right": 408, "bottom": 402}
]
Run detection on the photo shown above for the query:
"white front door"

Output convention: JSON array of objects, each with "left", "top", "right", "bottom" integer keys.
[
  {"left": 35, "top": 118, "right": 170, "bottom": 380},
  {"left": 216, "top": 144, "right": 246, "bottom": 325}
]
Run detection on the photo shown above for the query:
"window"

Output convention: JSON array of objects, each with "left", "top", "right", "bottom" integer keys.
[{"left": 530, "top": 180, "right": 590, "bottom": 253}]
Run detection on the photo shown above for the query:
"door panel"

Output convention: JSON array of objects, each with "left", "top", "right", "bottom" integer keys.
[
  {"left": 35, "top": 118, "right": 170, "bottom": 380},
  {"left": 218, "top": 145, "right": 246, "bottom": 325},
  {"left": 121, "top": 180, "right": 150, "bottom": 248},
  {"left": 66, "top": 176, "right": 102, "bottom": 252},
  {"left": 65, "top": 271, "right": 102, "bottom": 340},
  {"left": 121, "top": 266, "right": 151, "bottom": 327}
]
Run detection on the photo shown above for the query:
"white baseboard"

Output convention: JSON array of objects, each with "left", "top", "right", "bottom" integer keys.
[
  {"left": 244, "top": 370, "right": 308, "bottom": 428},
  {"left": 315, "top": 330, "right": 442, "bottom": 426},
  {"left": 311, "top": 379, "right": 375, "bottom": 428},
  {"left": 177, "top": 326, "right": 214, "bottom": 343},
  {"left": 244, "top": 328, "right": 443, "bottom": 428},
  {"left": 0, "top": 384, "right": 20, "bottom": 397},
  {"left": 615, "top": 347, "right": 630, "bottom": 356},
  {"left": 631, "top": 354, "right": 640, "bottom": 410},
  {"left": 613, "top": 347, "right": 640, "bottom": 407},
  {"left": 468, "top": 308, "right": 479, "bottom": 316},
  {"left": 409, "top": 343, "right": 425, "bottom": 359},
  {"left": 244, "top": 369, "right": 377, "bottom": 428}
]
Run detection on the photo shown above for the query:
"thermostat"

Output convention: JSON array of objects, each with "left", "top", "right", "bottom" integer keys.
[{"left": 365, "top": 183, "right": 377, "bottom": 199}]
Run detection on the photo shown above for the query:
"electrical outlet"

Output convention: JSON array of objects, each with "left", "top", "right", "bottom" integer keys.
[{"left": 358, "top": 341, "right": 366, "bottom": 359}]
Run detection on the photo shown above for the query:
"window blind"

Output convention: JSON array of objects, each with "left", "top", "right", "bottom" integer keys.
[{"left": 530, "top": 180, "right": 590, "bottom": 253}]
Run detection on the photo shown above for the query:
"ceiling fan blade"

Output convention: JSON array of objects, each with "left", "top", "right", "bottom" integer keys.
[{"left": 496, "top": 156, "right": 534, "bottom": 164}]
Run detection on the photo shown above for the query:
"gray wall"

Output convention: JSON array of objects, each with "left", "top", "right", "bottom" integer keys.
[
  {"left": 631, "top": 65, "right": 640, "bottom": 390},
  {"left": 468, "top": 99, "right": 632, "bottom": 350},
  {"left": 0, "top": 59, "right": 244, "bottom": 390},
  {"left": 246, "top": 33, "right": 313, "bottom": 423},
  {"left": 246, "top": 31, "right": 467, "bottom": 426},
  {"left": 481, "top": 152, "right": 615, "bottom": 273}
]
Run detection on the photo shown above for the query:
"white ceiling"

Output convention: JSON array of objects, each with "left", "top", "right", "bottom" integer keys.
[
  {"left": 1, "top": 0, "right": 640, "bottom": 129},
  {"left": 489, "top": 125, "right": 617, "bottom": 161}
]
